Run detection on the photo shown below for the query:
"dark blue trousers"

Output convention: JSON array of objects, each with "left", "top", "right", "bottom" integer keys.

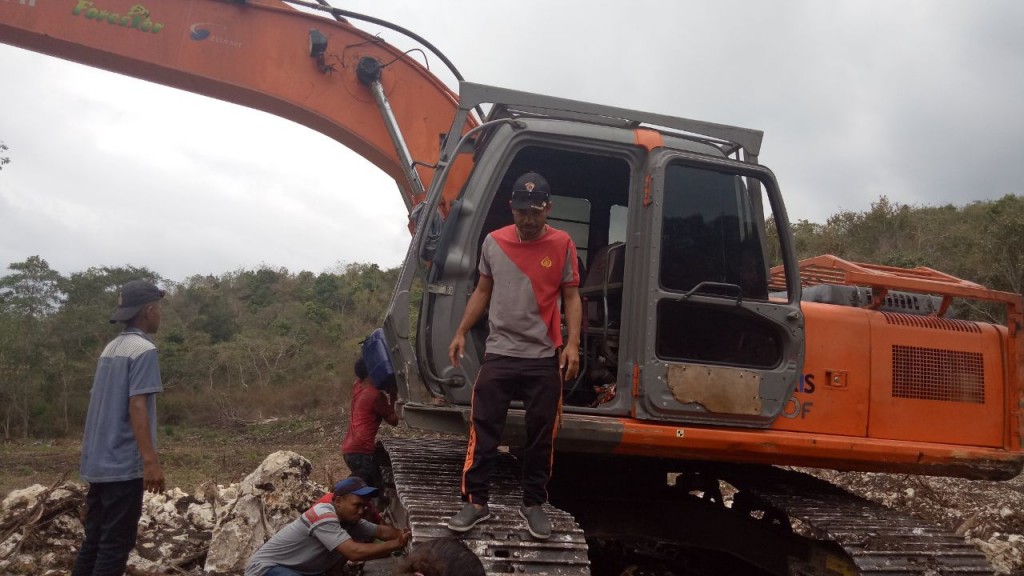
[
  {"left": 343, "top": 452, "right": 384, "bottom": 491},
  {"left": 71, "top": 478, "right": 144, "bottom": 576}
]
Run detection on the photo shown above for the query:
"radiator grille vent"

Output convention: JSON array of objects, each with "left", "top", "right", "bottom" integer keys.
[
  {"left": 892, "top": 345, "right": 984, "bottom": 403},
  {"left": 882, "top": 312, "right": 981, "bottom": 333}
]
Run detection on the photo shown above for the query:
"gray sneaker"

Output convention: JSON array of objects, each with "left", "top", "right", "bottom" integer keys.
[
  {"left": 447, "top": 502, "right": 490, "bottom": 532},
  {"left": 519, "top": 504, "right": 552, "bottom": 540}
]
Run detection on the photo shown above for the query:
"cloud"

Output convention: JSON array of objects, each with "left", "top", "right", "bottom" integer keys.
[
  {"left": 2, "top": 0, "right": 1022, "bottom": 280},
  {"left": 0, "top": 44, "right": 407, "bottom": 282}
]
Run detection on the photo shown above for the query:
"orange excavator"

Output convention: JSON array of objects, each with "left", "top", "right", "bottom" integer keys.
[{"left": 3, "top": 2, "right": 1022, "bottom": 574}]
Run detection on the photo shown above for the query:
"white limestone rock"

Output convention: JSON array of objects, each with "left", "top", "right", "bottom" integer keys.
[
  {"left": 1, "top": 484, "right": 47, "bottom": 513},
  {"left": 203, "top": 450, "right": 322, "bottom": 575}
]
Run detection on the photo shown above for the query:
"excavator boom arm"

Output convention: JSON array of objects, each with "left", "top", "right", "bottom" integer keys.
[{"left": 0, "top": 0, "right": 466, "bottom": 205}]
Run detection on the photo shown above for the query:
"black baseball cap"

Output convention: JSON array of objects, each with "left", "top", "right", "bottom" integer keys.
[
  {"left": 510, "top": 172, "right": 551, "bottom": 210},
  {"left": 109, "top": 280, "right": 165, "bottom": 324}
]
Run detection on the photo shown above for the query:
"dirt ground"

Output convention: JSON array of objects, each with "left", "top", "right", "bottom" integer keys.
[
  {"left": 4, "top": 419, "right": 1024, "bottom": 574},
  {"left": 0, "top": 417, "right": 353, "bottom": 499}
]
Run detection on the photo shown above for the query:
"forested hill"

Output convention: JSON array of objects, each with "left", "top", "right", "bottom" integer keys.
[
  {"left": 770, "top": 194, "right": 1024, "bottom": 297},
  {"left": 0, "top": 260, "right": 401, "bottom": 439},
  {"left": 1, "top": 193, "right": 1022, "bottom": 439}
]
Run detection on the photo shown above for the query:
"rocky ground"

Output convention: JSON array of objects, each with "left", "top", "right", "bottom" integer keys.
[
  {"left": 2, "top": 424, "right": 1024, "bottom": 574},
  {"left": 0, "top": 450, "right": 326, "bottom": 575}
]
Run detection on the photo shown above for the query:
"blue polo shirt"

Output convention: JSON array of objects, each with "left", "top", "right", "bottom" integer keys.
[{"left": 80, "top": 329, "right": 163, "bottom": 483}]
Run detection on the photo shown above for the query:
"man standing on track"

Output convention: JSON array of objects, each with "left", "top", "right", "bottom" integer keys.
[{"left": 446, "top": 171, "right": 582, "bottom": 540}]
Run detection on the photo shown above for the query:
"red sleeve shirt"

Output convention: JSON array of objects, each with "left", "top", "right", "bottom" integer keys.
[{"left": 341, "top": 379, "right": 397, "bottom": 455}]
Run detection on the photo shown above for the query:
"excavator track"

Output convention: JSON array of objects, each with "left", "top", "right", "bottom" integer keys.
[
  {"left": 379, "top": 437, "right": 591, "bottom": 575},
  {"left": 378, "top": 439, "right": 995, "bottom": 575},
  {"left": 717, "top": 464, "right": 995, "bottom": 575}
]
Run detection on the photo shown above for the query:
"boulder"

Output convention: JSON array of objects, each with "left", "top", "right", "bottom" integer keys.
[{"left": 203, "top": 451, "right": 322, "bottom": 575}]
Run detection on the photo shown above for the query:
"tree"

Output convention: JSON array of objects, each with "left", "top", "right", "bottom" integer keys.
[
  {"left": 241, "top": 266, "right": 288, "bottom": 310},
  {"left": 0, "top": 310, "right": 36, "bottom": 438},
  {"left": 0, "top": 256, "right": 65, "bottom": 317},
  {"left": 0, "top": 141, "right": 10, "bottom": 171},
  {"left": 974, "top": 195, "right": 1024, "bottom": 296},
  {"left": 0, "top": 257, "right": 66, "bottom": 437}
]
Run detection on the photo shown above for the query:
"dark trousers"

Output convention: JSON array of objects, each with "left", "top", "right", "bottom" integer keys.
[
  {"left": 71, "top": 478, "right": 144, "bottom": 576},
  {"left": 343, "top": 452, "right": 383, "bottom": 490},
  {"left": 462, "top": 354, "right": 561, "bottom": 507},
  {"left": 344, "top": 452, "right": 388, "bottom": 522}
]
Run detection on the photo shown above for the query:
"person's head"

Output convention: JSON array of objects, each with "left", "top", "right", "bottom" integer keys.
[
  {"left": 510, "top": 171, "right": 552, "bottom": 242},
  {"left": 354, "top": 356, "right": 369, "bottom": 381},
  {"left": 109, "top": 280, "right": 165, "bottom": 333},
  {"left": 331, "top": 476, "right": 377, "bottom": 523},
  {"left": 393, "top": 537, "right": 485, "bottom": 576}
]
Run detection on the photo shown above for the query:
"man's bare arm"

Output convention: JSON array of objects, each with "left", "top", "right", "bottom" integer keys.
[
  {"left": 560, "top": 284, "right": 582, "bottom": 381},
  {"left": 128, "top": 394, "right": 165, "bottom": 493},
  {"left": 335, "top": 528, "right": 410, "bottom": 561},
  {"left": 449, "top": 275, "right": 494, "bottom": 367}
]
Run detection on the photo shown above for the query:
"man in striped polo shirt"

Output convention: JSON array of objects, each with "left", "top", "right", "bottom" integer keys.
[
  {"left": 446, "top": 171, "right": 582, "bottom": 540},
  {"left": 245, "top": 477, "right": 410, "bottom": 576}
]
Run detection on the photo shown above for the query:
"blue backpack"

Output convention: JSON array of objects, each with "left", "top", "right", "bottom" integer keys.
[{"left": 361, "top": 328, "right": 395, "bottom": 390}]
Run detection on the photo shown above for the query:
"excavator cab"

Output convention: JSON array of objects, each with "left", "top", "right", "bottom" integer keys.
[{"left": 388, "top": 83, "right": 806, "bottom": 436}]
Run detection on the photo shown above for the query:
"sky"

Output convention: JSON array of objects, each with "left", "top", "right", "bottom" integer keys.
[{"left": 2, "top": 0, "right": 1023, "bottom": 283}]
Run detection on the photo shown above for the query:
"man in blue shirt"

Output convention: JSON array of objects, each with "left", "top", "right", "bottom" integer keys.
[{"left": 72, "top": 280, "right": 166, "bottom": 576}]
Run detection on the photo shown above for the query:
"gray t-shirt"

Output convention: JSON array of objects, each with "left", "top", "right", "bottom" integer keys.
[
  {"left": 80, "top": 329, "right": 162, "bottom": 483},
  {"left": 245, "top": 502, "right": 378, "bottom": 576},
  {"left": 479, "top": 224, "right": 579, "bottom": 358}
]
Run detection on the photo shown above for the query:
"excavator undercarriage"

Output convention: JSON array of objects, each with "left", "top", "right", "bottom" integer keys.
[{"left": 379, "top": 438, "right": 996, "bottom": 575}]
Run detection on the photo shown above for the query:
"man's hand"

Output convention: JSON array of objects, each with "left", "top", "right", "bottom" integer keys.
[
  {"left": 448, "top": 333, "right": 466, "bottom": 367},
  {"left": 338, "top": 526, "right": 411, "bottom": 561},
  {"left": 559, "top": 344, "right": 580, "bottom": 382},
  {"left": 143, "top": 459, "right": 166, "bottom": 494},
  {"left": 376, "top": 525, "right": 412, "bottom": 553},
  {"left": 383, "top": 529, "right": 411, "bottom": 555}
]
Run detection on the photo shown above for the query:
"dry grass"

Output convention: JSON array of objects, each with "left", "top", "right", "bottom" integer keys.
[{"left": 0, "top": 416, "right": 357, "bottom": 499}]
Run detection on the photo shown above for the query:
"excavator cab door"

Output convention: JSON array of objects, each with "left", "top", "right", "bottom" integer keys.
[{"left": 629, "top": 151, "right": 804, "bottom": 428}]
